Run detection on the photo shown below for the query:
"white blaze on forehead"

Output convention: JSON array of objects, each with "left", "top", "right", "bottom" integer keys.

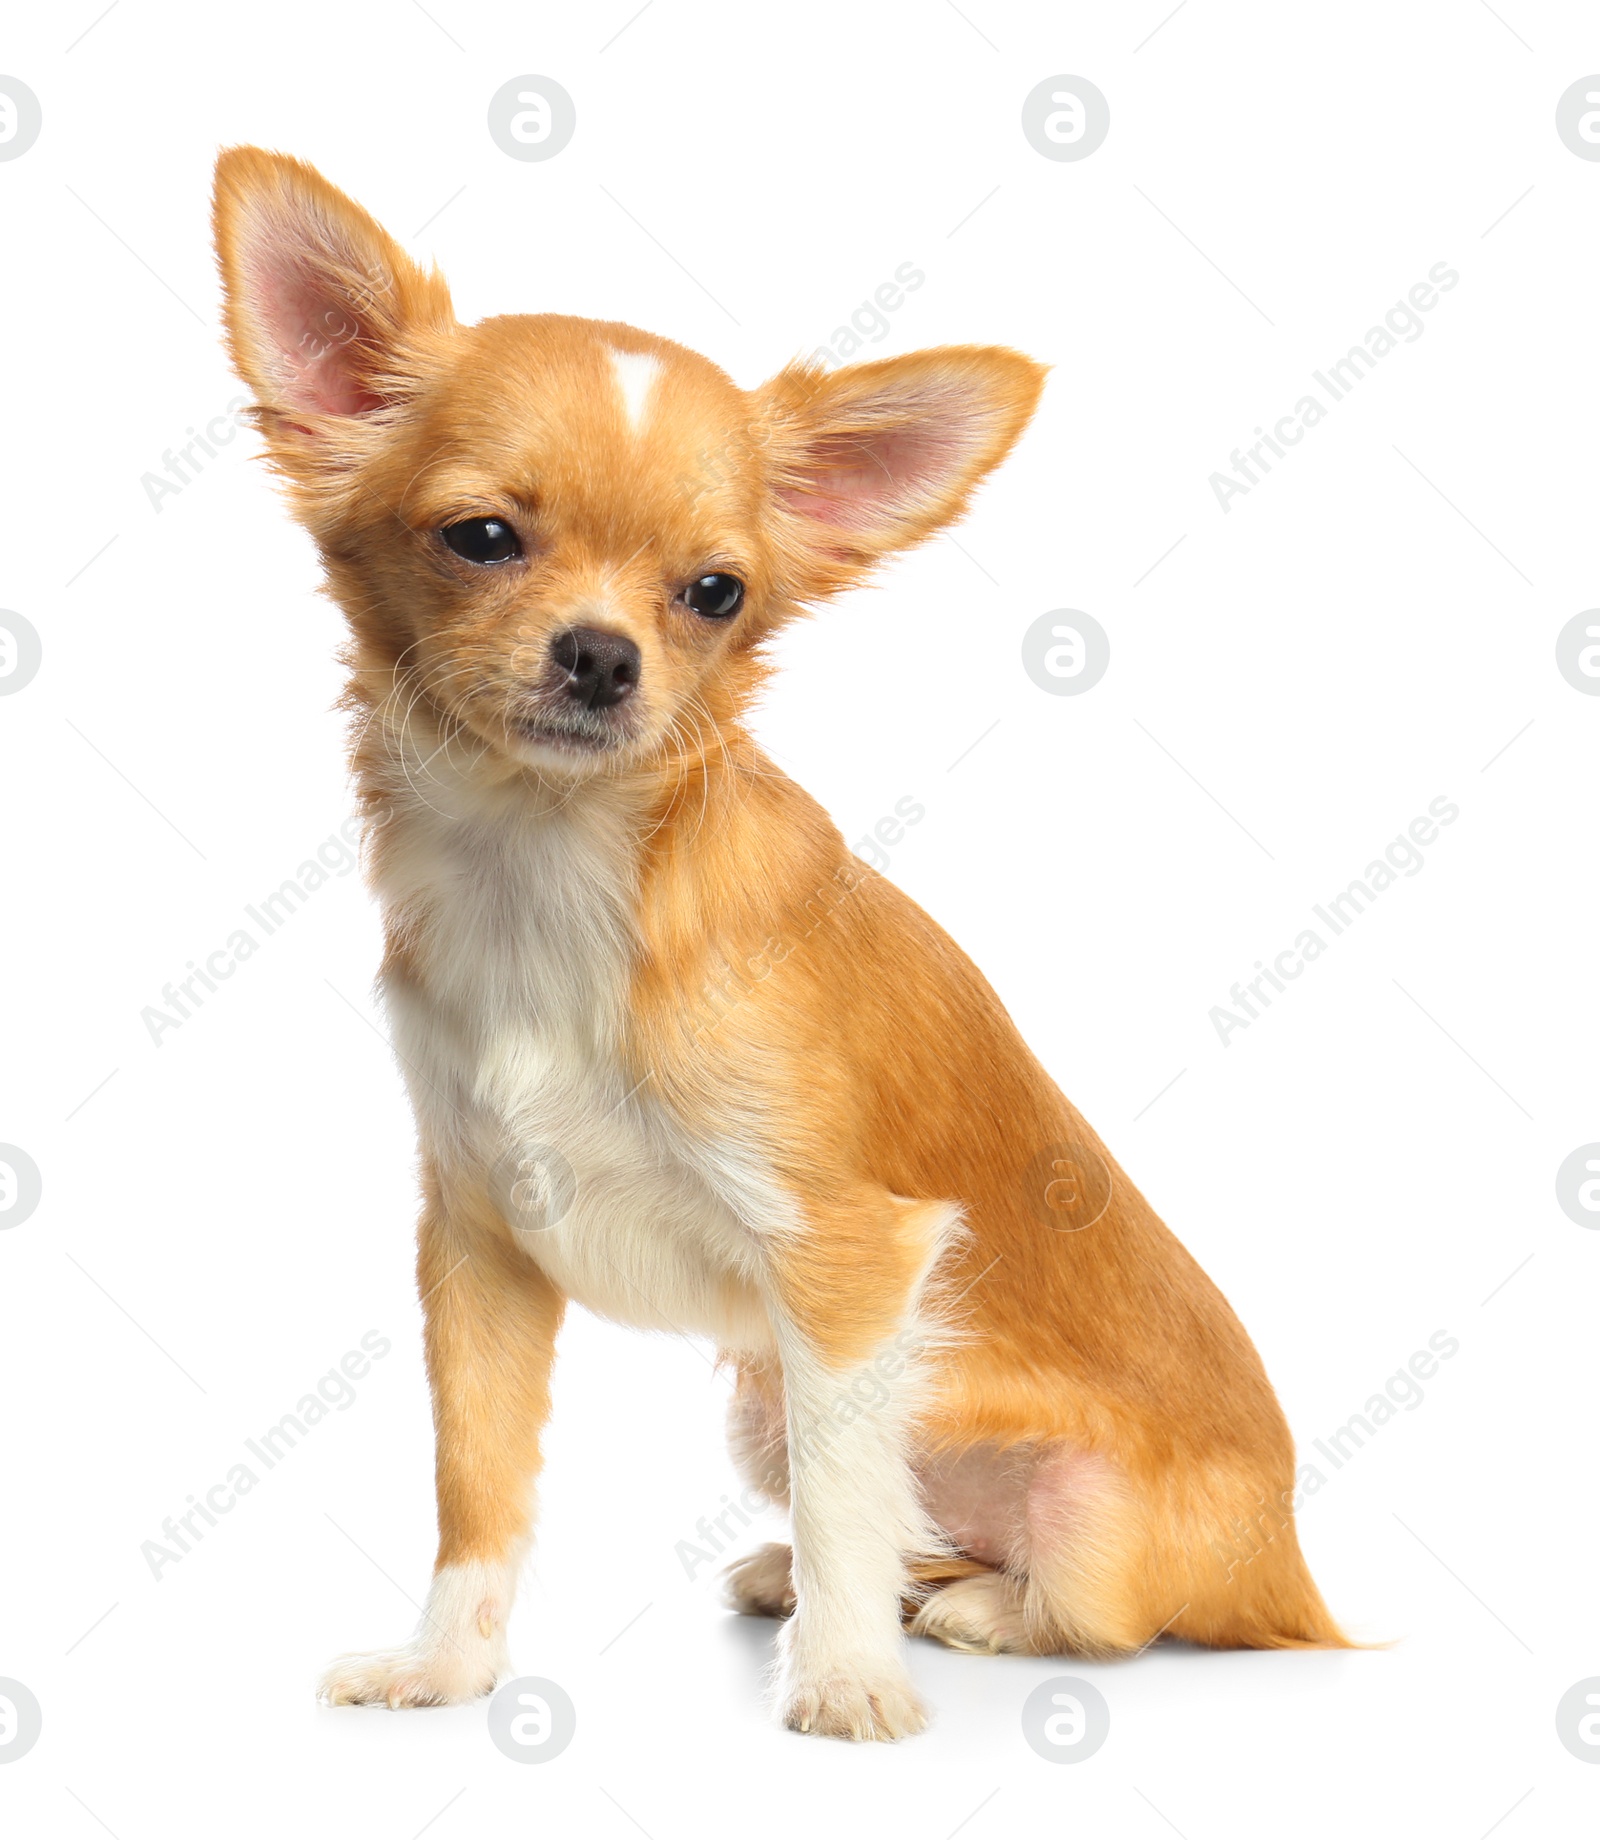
[{"left": 609, "top": 348, "right": 661, "bottom": 433}]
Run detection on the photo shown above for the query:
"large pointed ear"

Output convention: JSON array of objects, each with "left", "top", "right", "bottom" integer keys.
[
  {"left": 757, "top": 346, "right": 1046, "bottom": 597},
  {"left": 211, "top": 146, "right": 455, "bottom": 462}
]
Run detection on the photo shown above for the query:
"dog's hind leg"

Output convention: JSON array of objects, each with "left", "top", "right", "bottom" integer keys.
[
  {"left": 1012, "top": 1443, "right": 1351, "bottom": 1657},
  {"left": 724, "top": 1541, "right": 797, "bottom": 1617}
]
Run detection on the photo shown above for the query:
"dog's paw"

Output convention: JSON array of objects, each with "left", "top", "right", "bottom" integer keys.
[
  {"left": 319, "top": 1558, "right": 514, "bottom": 1709},
  {"left": 318, "top": 1637, "right": 503, "bottom": 1709},
  {"left": 723, "top": 1541, "right": 796, "bottom": 1618},
  {"left": 779, "top": 1667, "right": 928, "bottom": 1741},
  {"left": 909, "top": 1572, "right": 1029, "bottom": 1655}
]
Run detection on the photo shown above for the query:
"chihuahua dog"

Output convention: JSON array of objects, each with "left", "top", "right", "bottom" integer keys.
[{"left": 213, "top": 147, "right": 1346, "bottom": 1741}]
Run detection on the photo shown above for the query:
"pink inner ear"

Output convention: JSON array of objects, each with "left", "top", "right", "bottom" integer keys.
[
  {"left": 779, "top": 420, "right": 972, "bottom": 530},
  {"left": 247, "top": 252, "right": 385, "bottom": 419}
]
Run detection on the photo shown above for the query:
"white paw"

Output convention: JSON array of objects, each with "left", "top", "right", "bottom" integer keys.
[
  {"left": 318, "top": 1558, "right": 513, "bottom": 1708},
  {"left": 723, "top": 1541, "right": 796, "bottom": 1617},
  {"left": 318, "top": 1630, "right": 506, "bottom": 1708},
  {"left": 779, "top": 1666, "right": 928, "bottom": 1741}
]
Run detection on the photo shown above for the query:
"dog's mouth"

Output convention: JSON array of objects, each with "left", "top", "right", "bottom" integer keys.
[
  {"left": 510, "top": 712, "right": 633, "bottom": 759},
  {"left": 463, "top": 676, "right": 651, "bottom": 771}
]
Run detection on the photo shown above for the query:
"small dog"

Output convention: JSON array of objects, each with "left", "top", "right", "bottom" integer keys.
[{"left": 213, "top": 147, "right": 1346, "bottom": 1741}]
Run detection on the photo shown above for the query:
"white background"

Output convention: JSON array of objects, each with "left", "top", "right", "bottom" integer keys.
[{"left": 1, "top": 0, "right": 1595, "bottom": 1832}]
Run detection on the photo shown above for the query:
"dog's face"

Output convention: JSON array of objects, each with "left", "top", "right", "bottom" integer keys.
[
  {"left": 213, "top": 150, "right": 1045, "bottom": 781},
  {"left": 335, "top": 312, "right": 775, "bottom": 774}
]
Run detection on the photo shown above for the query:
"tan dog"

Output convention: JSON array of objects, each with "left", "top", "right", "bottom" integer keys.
[{"left": 212, "top": 146, "right": 1345, "bottom": 1742}]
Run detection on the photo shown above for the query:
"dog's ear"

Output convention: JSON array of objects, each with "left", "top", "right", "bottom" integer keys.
[
  {"left": 211, "top": 146, "right": 455, "bottom": 466},
  {"left": 756, "top": 346, "right": 1046, "bottom": 599}
]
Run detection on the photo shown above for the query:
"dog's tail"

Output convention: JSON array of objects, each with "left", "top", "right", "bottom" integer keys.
[{"left": 1170, "top": 1520, "right": 1380, "bottom": 1651}]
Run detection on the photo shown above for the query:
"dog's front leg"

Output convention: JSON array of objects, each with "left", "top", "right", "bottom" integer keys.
[
  {"left": 767, "top": 1193, "right": 953, "bottom": 1741},
  {"left": 320, "top": 1176, "right": 564, "bottom": 1707}
]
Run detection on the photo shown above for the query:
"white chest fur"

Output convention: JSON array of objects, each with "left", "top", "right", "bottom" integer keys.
[{"left": 371, "top": 762, "right": 774, "bottom": 1352}]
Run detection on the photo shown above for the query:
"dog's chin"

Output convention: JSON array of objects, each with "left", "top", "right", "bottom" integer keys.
[{"left": 505, "top": 716, "right": 636, "bottom": 777}]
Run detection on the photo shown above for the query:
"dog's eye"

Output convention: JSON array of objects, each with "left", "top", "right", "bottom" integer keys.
[
  {"left": 682, "top": 573, "right": 744, "bottom": 619},
  {"left": 440, "top": 517, "right": 522, "bottom": 565}
]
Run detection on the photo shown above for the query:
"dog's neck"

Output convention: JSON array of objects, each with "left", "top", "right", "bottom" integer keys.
[{"left": 343, "top": 654, "right": 791, "bottom": 1038}]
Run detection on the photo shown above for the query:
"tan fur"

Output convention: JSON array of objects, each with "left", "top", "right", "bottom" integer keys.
[
  {"left": 214, "top": 147, "right": 1347, "bottom": 1743},
  {"left": 416, "top": 1170, "right": 565, "bottom": 1568}
]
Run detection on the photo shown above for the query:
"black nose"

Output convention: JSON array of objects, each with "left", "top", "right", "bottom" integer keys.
[{"left": 550, "top": 626, "right": 640, "bottom": 711}]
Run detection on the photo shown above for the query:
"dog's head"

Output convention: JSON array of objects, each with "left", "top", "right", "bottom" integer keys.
[{"left": 213, "top": 148, "right": 1045, "bottom": 780}]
